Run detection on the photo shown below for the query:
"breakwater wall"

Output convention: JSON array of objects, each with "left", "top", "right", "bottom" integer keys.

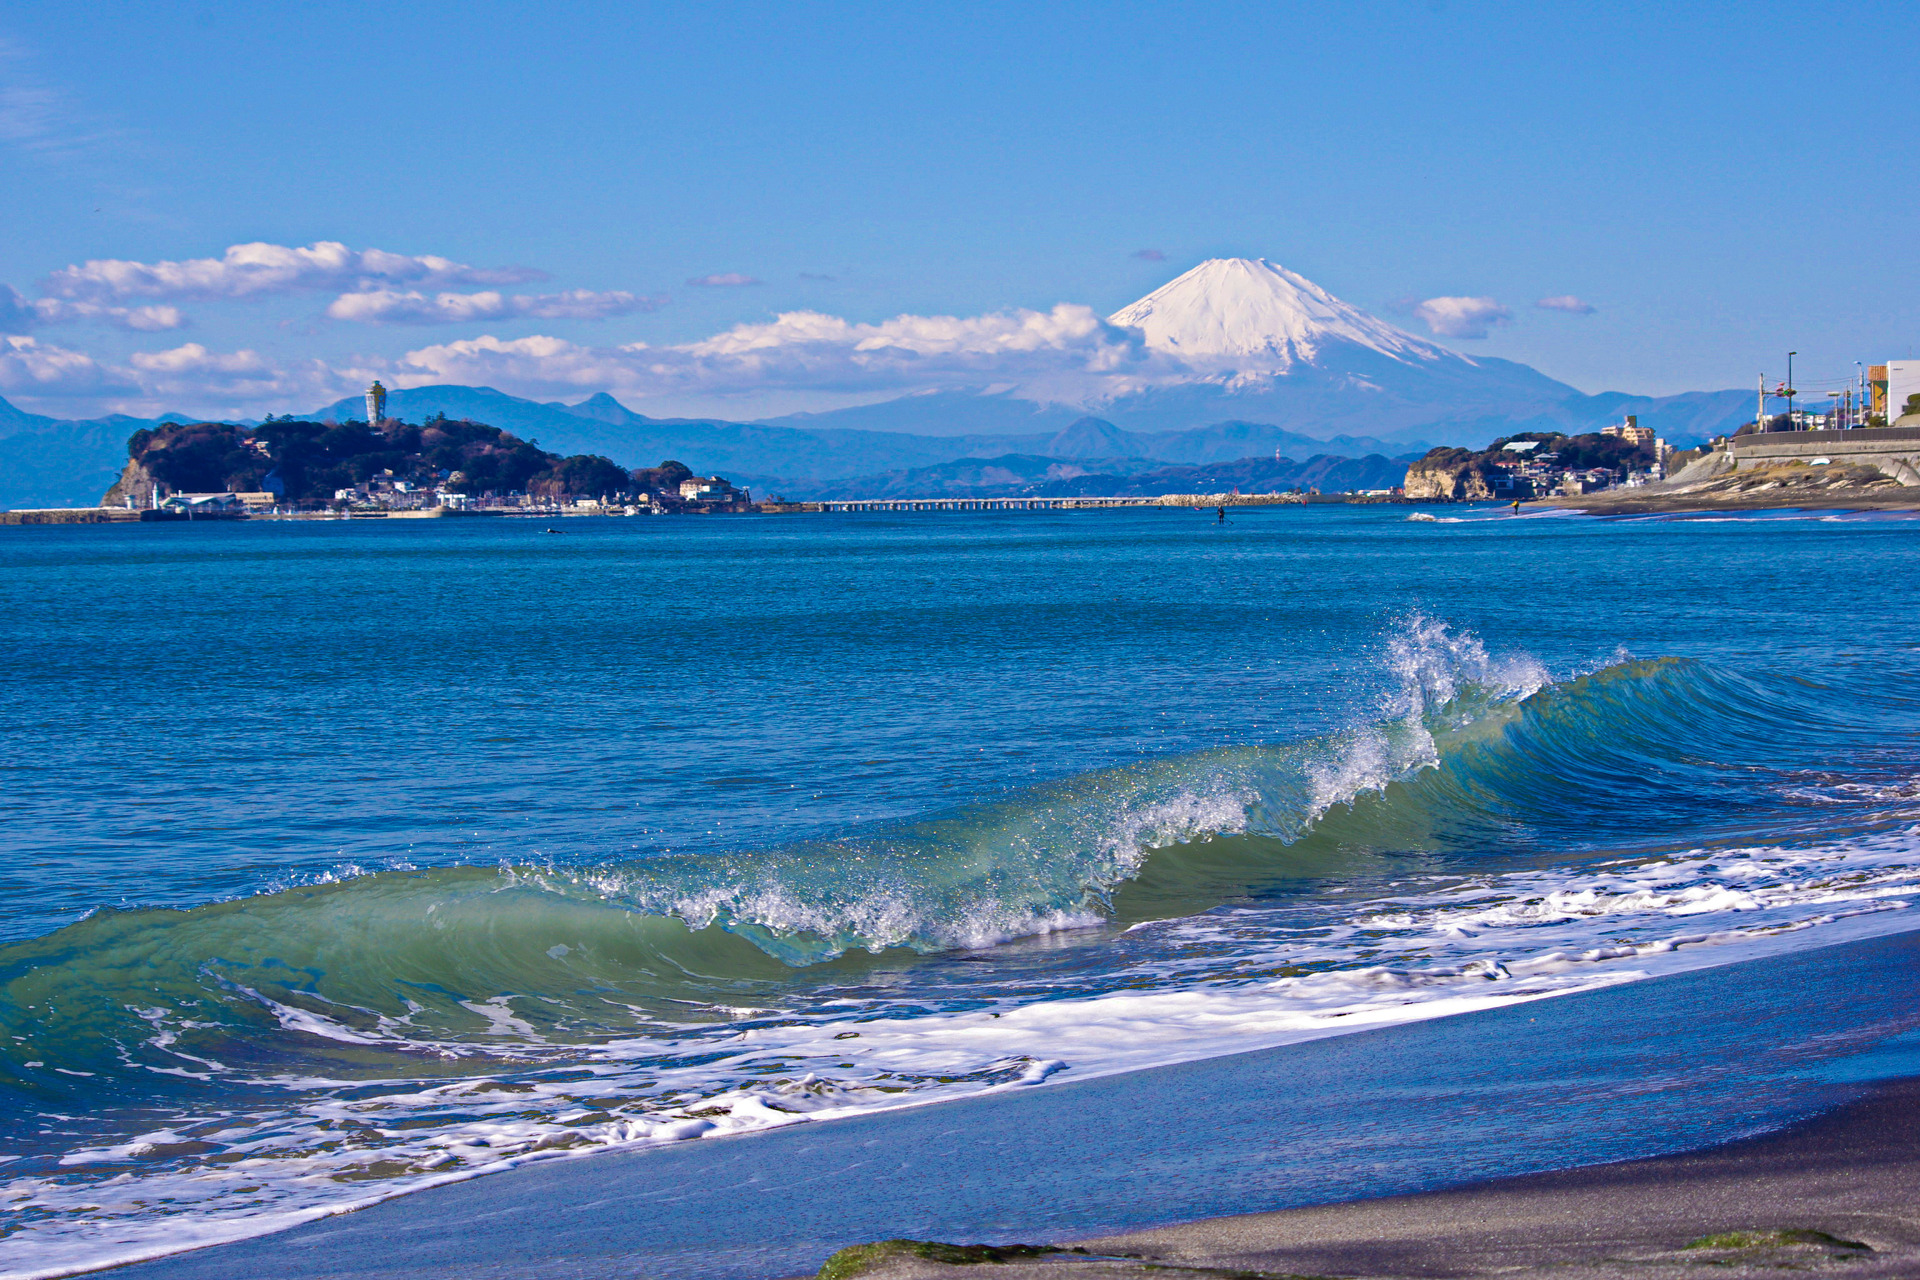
[
  {"left": 0, "top": 508, "right": 157, "bottom": 526},
  {"left": 1728, "top": 428, "right": 1920, "bottom": 485}
]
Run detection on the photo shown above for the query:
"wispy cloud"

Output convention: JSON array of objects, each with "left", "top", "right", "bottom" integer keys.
[
  {"left": 687, "top": 273, "right": 762, "bottom": 287},
  {"left": 1412, "top": 295, "right": 1512, "bottom": 339},
  {"left": 1535, "top": 295, "right": 1596, "bottom": 314},
  {"left": 325, "top": 288, "right": 665, "bottom": 325},
  {"left": 0, "top": 38, "right": 116, "bottom": 162},
  {"left": 42, "top": 242, "right": 545, "bottom": 303},
  {"left": 799, "top": 272, "right": 836, "bottom": 281},
  {"left": 1132, "top": 249, "right": 1167, "bottom": 261}
]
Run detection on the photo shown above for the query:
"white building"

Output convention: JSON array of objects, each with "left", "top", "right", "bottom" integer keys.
[{"left": 1887, "top": 361, "right": 1920, "bottom": 424}]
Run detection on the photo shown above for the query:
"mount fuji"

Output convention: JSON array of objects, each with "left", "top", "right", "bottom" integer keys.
[
  {"left": 1109, "top": 256, "right": 1453, "bottom": 369},
  {"left": 763, "top": 258, "right": 1750, "bottom": 447}
]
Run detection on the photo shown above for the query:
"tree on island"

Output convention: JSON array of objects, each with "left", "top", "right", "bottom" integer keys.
[
  {"left": 107, "top": 417, "right": 678, "bottom": 507},
  {"left": 532, "top": 454, "right": 630, "bottom": 499},
  {"left": 632, "top": 459, "right": 693, "bottom": 493}
]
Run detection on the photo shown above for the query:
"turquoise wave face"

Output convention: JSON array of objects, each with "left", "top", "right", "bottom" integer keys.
[{"left": 1, "top": 640, "right": 1906, "bottom": 1098}]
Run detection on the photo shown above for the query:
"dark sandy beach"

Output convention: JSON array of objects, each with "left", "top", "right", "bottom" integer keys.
[{"left": 1047, "top": 1075, "right": 1920, "bottom": 1279}]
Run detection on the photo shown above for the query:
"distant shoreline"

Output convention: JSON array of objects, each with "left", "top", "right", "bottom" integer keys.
[
  {"left": 0, "top": 493, "right": 1403, "bottom": 526},
  {"left": 1549, "top": 489, "right": 1920, "bottom": 516}
]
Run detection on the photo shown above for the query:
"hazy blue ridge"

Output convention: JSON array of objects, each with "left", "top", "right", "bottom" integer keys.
[
  {"left": 0, "top": 367, "right": 1755, "bottom": 508},
  {"left": 0, "top": 413, "right": 178, "bottom": 509},
  {"left": 802, "top": 451, "right": 1416, "bottom": 500}
]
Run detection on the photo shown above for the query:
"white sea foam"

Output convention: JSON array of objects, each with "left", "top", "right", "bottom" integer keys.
[{"left": 8, "top": 825, "right": 1920, "bottom": 1280}]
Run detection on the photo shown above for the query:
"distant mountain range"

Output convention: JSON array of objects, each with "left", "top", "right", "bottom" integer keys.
[
  {"left": 803, "top": 450, "right": 1416, "bottom": 501},
  {"left": 0, "top": 257, "right": 1757, "bottom": 508}
]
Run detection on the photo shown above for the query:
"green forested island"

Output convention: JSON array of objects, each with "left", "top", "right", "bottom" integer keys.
[{"left": 100, "top": 417, "right": 743, "bottom": 512}]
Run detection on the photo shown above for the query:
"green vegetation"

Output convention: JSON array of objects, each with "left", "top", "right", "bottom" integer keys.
[
  {"left": 816, "top": 1239, "right": 1055, "bottom": 1279},
  {"left": 119, "top": 419, "right": 724, "bottom": 508},
  {"left": 1682, "top": 1228, "right": 1869, "bottom": 1252},
  {"left": 1416, "top": 430, "right": 1654, "bottom": 475}
]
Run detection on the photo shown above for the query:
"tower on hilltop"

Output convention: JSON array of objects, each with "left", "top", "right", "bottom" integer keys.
[{"left": 365, "top": 380, "right": 387, "bottom": 426}]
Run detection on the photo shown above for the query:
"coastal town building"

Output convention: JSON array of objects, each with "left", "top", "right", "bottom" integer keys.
[
  {"left": 159, "top": 492, "right": 247, "bottom": 516},
  {"left": 679, "top": 476, "right": 747, "bottom": 504},
  {"left": 1887, "top": 362, "right": 1920, "bottom": 425},
  {"left": 1601, "top": 416, "right": 1655, "bottom": 447}
]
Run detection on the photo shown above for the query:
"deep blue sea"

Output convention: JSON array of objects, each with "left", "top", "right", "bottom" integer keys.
[{"left": 6, "top": 504, "right": 1920, "bottom": 1276}]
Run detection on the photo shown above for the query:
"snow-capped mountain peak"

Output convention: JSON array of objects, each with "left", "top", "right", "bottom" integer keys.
[{"left": 1108, "top": 257, "right": 1453, "bottom": 371}]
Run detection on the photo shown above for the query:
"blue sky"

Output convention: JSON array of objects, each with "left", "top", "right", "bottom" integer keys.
[{"left": 1, "top": 0, "right": 1914, "bottom": 419}]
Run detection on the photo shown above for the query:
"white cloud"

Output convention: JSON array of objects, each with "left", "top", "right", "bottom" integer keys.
[
  {"left": 41, "top": 241, "right": 545, "bottom": 303},
  {"left": 1536, "top": 295, "right": 1596, "bottom": 314},
  {"left": 0, "top": 335, "right": 131, "bottom": 398},
  {"left": 324, "top": 287, "right": 664, "bottom": 325},
  {"left": 45, "top": 300, "right": 186, "bottom": 331},
  {"left": 0, "top": 284, "right": 187, "bottom": 332},
  {"left": 1412, "top": 296, "right": 1512, "bottom": 339},
  {"left": 126, "top": 343, "right": 347, "bottom": 405},
  {"left": 389, "top": 304, "right": 1153, "bottom": 401},
  {"left": 687, "top": 273, "right": 762, "bottom": 287}
]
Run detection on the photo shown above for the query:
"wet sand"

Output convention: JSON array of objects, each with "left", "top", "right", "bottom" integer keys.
[
  {"left": 825, "top": 1078, "right": 1920, "bottom": 1278},
  {"left": 1062, "top": 1075, "right": 1920, "bottom": 1278}
]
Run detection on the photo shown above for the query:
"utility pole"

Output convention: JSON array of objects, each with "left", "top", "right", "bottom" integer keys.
[
  {"left": 1787, "top": 351, "right": 1797, "bottom": 427},
  {"left": 1757, "top": 373, "right": 1766, "bottom": 432}
]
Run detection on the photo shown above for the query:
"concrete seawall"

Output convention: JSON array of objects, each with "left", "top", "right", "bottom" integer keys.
[{"left": 1728, "top": 427, "right": 1920, "bottom": 485}]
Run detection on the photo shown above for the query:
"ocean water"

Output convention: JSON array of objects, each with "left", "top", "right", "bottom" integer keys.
[{"left": 4, "top": 504, "right": 1920, "bottom": 1277}]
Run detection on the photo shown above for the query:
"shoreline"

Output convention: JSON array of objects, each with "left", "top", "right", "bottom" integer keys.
[
  {"left": 1549, "top": 489, "right": 1920, "bottom": 516},
  {"left": 103, "top": 924, "right": 1920, "bottom": 1280},
  {"left": 1057, "top": 1074, "right": 1920, "bottom": 1279}
]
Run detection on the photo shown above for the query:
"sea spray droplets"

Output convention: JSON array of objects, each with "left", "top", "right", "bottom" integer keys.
[
  {"left": 1099, "top": 789, "right": 1253, "bottom": 884},
  {"left": 1307, "top": 618, "right": 1549, "bottom": 819},
  {"left": 1384, "top": 615, "right": 1550, "bottom": 723}
]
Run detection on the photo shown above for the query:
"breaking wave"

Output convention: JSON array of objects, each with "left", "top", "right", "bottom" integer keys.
[{"left": 6, "top": 617, "right": 1920, "bottom": 1276}]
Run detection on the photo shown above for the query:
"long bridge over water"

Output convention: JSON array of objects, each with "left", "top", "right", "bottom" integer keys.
[{"left": 764, "top": 493, "right": 1360, "bottom": 514}]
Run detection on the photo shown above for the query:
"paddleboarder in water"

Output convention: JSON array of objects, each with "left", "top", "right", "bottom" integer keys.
[{"left": 1216, "top": 505, "right": 1227, "bottom": 524}]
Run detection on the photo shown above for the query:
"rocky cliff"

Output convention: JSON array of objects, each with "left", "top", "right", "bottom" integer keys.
[
  {"left": 100, "top": 456, "right": 162, "bottom": 508},
  {"left": 1402, "top": 448, "right": 1498, "bottom": 500}
]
